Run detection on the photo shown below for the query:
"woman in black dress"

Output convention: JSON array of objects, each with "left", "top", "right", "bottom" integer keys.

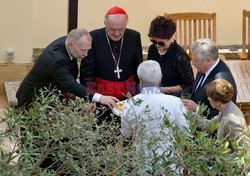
[{"left": 148, "top": 16, "right": 194, "bottom": 95}]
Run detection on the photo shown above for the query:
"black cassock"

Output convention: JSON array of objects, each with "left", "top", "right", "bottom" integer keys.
[{"left": 80, "top": 28, "right": 143, "bottom": 99}]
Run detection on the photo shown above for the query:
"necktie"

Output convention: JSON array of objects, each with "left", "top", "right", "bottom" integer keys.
[{"left": 195, "top": 73, "right": 205, "bottom": 92}]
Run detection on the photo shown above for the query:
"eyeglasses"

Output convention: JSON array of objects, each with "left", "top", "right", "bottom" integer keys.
[{"left": 150, "top": 39, "right": 167, "bottom": 47}]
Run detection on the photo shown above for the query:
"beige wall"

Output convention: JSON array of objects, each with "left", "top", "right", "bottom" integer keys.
[
  {"left": 79, "top": 0, "right": 250, "bottom": 46},
  {"left": 33, "top": 0, "right": 68, "bottom": 48},
  {"left": 0, "top": 0, "right": 250, "bottom": 63},
  {"left": 0, "top": 0, "right": 33, "bottom": 63}
]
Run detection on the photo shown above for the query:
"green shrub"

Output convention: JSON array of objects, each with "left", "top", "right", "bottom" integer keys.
[{"left": 0, "top": 91, "right": 249, "bottom": 175}]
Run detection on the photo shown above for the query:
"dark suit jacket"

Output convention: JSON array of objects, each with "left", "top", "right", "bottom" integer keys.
[
  {"left": 188, "top": 59, "right": 237, "bottom": 119},
  {"left": 16, "top": 36, "right": 92, "bottom": 107}
]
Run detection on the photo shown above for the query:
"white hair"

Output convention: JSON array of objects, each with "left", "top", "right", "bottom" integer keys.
[{"left": 137, "top": 60, "right": 162, "bottom": 85}]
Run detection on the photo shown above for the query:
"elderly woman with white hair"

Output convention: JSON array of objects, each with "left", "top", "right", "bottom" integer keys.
[{"left": 121, "top": 60, "right": 189, "bottom": 174}]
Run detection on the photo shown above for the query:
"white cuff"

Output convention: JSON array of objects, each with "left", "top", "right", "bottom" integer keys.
[
  {"left": 195, "top": 106, "right": 200, "bottom": 113},
  {"left": 92, "top": 93, "right": 102, "bottom": 102}
]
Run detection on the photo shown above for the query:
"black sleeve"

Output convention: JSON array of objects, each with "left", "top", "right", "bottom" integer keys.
[
  {"left": 147, "top": 44, "right": 154, "bottom": 60},
  {"left": 80, "top": 46, "right": 96, "bottom": 86},
  {"left": 51, "top": 59, "right": 93, "bottom": 100},
  {"left": 176, "top": 53, "right": 194, "bottom": 89},
  {"left": 133, "top": 33, "right": 143, "bottom": 83}
]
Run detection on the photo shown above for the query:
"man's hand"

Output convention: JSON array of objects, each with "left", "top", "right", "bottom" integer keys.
[
  {"left": 182, "top": 99, "right": 198, "bottom": 111},
  {"left": 99, "top": 95, "right": 119, "bottom": 109}
]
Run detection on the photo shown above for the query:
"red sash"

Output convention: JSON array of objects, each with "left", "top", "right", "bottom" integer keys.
[{"left": 93, "top": 76, "right": 136, "bottom": 99}]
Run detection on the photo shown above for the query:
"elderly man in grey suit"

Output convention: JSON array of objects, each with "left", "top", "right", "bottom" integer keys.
[{"left": 182, "top": 38, "right": 237, "bottom": 119}]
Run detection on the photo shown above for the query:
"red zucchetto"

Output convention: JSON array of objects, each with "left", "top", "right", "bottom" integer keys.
[{"left": 106, "top": 6, "right": 127, "bottom": 15}]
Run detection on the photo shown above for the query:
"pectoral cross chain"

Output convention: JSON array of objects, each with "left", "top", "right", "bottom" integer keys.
[{"left": 114, "top": 65, "right": 122, "bottom": 79}]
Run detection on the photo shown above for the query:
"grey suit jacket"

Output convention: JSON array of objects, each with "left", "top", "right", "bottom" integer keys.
[{"left": 217, "top": 101, "right": 246, "bottom": 145}]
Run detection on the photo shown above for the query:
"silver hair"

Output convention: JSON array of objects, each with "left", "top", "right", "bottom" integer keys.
[
  {"left": 66, "top": 28, "right": 92, "bottom": 44},
  {"left": 104, "top": 14, "right": 129, "bottom": 21},
  {"left": 190, "top": 38, "right": 219, "bottom": 61},
  {"left": 137, "top": 60, "right": 162, "bottom": 85}
]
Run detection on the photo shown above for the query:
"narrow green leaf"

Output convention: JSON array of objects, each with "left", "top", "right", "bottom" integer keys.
[{"left": 210, "top": 123, "right": 220, "bottom": 132}]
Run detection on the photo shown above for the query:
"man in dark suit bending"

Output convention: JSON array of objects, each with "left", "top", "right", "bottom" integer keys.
[
  {"left": 182, "top": 38, "right": 237, "bottom": 119},
  {"left": 16, "top": 28, "right": 118, "bottom": 109}
]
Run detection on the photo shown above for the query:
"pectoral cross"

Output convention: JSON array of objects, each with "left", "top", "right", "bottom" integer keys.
[{"left": 114, "top": 65, "right": 122, "bottom": 79}]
